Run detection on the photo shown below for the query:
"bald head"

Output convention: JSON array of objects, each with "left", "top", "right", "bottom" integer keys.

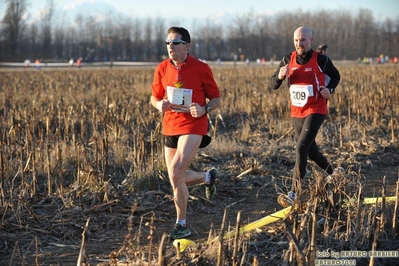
[
  {"left": 293, "top": 27, "right": 314, "bottom": 57},
  {"left": 294, "top": 27, "right": 312, "bottom": 38}
]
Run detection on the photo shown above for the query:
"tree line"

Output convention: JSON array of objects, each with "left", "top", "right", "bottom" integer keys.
[{"left": 1, "top": 0, "right": 398, "bottom": 63}]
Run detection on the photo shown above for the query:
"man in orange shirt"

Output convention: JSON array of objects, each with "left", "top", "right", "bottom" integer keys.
[{"left": 151, "top": 26, "right": 221, "bottom": 239}]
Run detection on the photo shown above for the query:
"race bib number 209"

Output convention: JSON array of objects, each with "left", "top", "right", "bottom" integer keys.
[{"left": 290, "top": 84, "right": 313, "bottom": 107}]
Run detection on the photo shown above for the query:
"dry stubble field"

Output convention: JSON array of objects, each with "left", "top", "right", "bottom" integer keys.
[{"left": 0, "top": 63, "right": 398, "bottom": 265}]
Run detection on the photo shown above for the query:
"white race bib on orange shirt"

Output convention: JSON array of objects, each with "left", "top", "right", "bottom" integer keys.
[{"left": 167, "top": 86, "right": 193, "bottom": 112}]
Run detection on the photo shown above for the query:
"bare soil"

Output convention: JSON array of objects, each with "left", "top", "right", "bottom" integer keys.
[{"left": 1, "top": 134, "right": 398, "bottom": 266}]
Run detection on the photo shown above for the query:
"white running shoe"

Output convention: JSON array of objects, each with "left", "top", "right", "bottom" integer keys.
[{"left": 277, "top": 191, "right": 296, "bottom": 208}]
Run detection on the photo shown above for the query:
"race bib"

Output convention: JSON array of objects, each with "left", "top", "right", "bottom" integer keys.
[
  {"left": 167, "top": 86, "right": 193, "bottom": 112},
  {"left": 290, "top": 84, "right": 313, "bottom": 107}
]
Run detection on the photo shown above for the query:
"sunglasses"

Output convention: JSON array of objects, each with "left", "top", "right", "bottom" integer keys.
[{"left": 165, "top": 39, "right": 186, "bottom": 45}]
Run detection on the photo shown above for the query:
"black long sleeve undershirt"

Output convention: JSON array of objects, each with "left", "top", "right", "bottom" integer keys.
[{"left": 269, "top": 50, "right": 340, "bottom": 92}]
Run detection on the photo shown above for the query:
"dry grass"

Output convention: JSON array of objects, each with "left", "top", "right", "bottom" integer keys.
[{"left": 0, "top": 64, "right": 398, "bottom": 265}]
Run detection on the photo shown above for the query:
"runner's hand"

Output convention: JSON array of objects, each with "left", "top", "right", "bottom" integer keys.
[
  {"left": 278, "top": 65, "right": 290, "bottom": 79},
  {"left": 156, "top": 99, "right": 170, "bottom": 113},
  {"left": 190, "top": 103, "right": 205, "bottom": 118},
  {"left": 320, "top": 86, "right": 331, "bottom": 99}
]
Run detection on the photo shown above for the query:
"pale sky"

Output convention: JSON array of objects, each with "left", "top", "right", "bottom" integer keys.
[{"left": 0, "top": 0, "right": 398, "bottom": 23}]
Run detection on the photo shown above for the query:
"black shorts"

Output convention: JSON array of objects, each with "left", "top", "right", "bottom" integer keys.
[{"left": 164, "top": 135, "right": 211, "bottom": 149}]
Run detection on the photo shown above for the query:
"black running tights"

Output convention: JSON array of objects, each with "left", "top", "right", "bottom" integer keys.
[{"left": 292, "top": 114, "right": 333, "bottom": 183}]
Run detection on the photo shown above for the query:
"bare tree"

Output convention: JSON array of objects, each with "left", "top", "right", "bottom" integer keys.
[
  {"left": 64, "top": 25, "right": 78, "bottom": 59},
  {"left": 354, "top": 9, "right": 375, "bottom": 58},
  {"left": 29, "top": 22, "right": 38, "bottom": 50},
  {"left": 1, "top": 0, "right": 28, "bottom": 60},
  {"left": 211, "top": 24, "right": 225, "bottom": 60},
  {"left": 200, "top": 20, "right": 214, "bottom": 60},
  {"left": 119, "top": 18, "right": 134, "bottom": 61},
  {"left": 131, "top": 19, "right": 143, "bottom": 61},
  {"left": 270, "top": 12, "right": 296, "bottom": 60},
  {"left": 228, "top": 13, "right": 254, "bottom": 62},
  {"left": 54, "top": 24, "right": 65, "bottom": 59},
  {"left": 379, "top": 18, "right": 399, "bottom": 59},
  {"left": 143, "top": 18, "right": 153, "bottom": 61},
  {"left": 154, "top": 17, "right": 166, "bottom": 62},
  {"left": 41, "top": 0, "right": 56, "bottom": 59},
  {"left": 328, "top": 11, "right": 353, "bottom": 60},
  {"left": 0, "top": 4, "right": 398, "bottom": 63}
]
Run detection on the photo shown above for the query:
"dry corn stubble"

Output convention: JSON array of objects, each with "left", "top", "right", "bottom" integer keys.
[{"left": 0, "top": 64, "right": 398, "bottom": 265}]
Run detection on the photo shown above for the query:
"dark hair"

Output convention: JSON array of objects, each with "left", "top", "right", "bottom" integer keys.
[
  {"left": 167, "top": 27, "right": 191, "bottom": 43},
  {"left": 317, "top": 44, "right": 328, "bottom": 52}
]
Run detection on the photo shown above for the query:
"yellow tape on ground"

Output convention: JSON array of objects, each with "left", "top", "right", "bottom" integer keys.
[
  {"left": 238, "top": 206, "right": 292, "bottom": 233},
  {"left": 206, "top": 206, "right": 292, "bottom": 244},
  {"left": 363, "top": 196, "right": 397, "bottom": 204},
  {"left": 205, "top": 195, "right": 396, "bottom": 244}
]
